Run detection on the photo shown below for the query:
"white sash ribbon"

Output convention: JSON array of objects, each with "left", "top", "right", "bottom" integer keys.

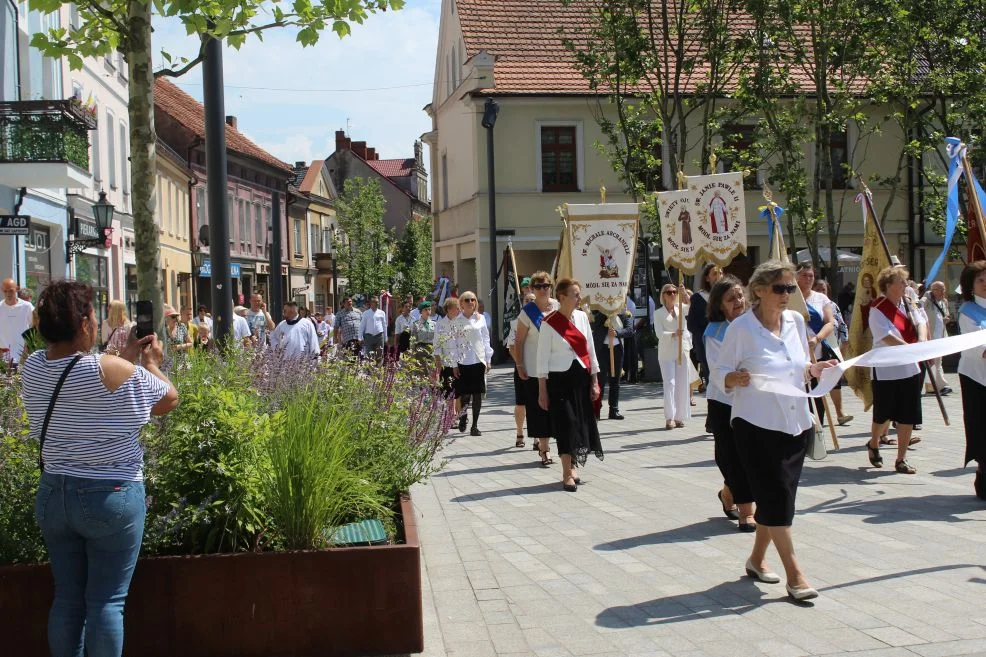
[{"left": 751, "top": 330, "right": 986, "bottom": 398}]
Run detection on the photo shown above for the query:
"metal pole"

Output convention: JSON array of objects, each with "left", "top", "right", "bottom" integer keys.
[
  {"left": 270, "top": 190, "right": 283, "bottom": 322},
  {"left": 202, "top": 35, "right": 232, "bottom": 343},
  {"left": 486, "top": 120, "right": 500, "bottom": 360}
]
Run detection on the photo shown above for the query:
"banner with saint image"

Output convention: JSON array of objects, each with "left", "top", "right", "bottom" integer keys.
[
  {"left": 657, "top": 189, "right": 700, "bottom": 274},
  {"left": 687, "top": 172, "right": 748, "bottom": 266},
  {"left": 562, "top": 203, "right": 640, "bottom": 315}
]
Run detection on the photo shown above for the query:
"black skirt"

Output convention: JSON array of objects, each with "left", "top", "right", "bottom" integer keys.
[
  {"left": 708, "top": 399, "right": 753, "bottom": 505},
  {"left": 732, "top": 417, "right": 808, "bottom": 527},
  {"left": 513, "top": 368, "right": 526, "bottom": 405},
  {"left": 455, "top": 362, "right": 487, "bottom": 395},
  {"left": 523, "top": 375, "right": 553, "bottom": 438},
  {"left": 961, "top": 374, "right": 986, "bottom": 466},
  {"left": 547, "top": 361, "right": 603, "bottom": 466},
  {"left": 872, "top": 372, "right": 923, "bottom": 426}
]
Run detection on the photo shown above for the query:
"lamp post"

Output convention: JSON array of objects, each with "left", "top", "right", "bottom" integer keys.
[
  {"left": 66, "top": 191, "right": 115, "bottom": 262},
  {"left": 481, "top": 97, "right": 501, "bottom": 361}
]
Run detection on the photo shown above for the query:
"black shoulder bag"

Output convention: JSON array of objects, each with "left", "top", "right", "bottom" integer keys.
[{"left": 38, "top": 355, "right": 83, "bottom": 471}]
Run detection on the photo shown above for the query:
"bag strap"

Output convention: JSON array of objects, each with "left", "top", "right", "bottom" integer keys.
[{"left": 38, "top": 354, "right": 83, "bottom": 471}]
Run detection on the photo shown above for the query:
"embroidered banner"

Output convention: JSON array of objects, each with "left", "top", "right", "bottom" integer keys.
[
  {"left": 657, "top": 189, "right": 700, "bottom": 274},
  {"left": 686, "top": 172, "right": 748, "bottom": 266},
  {"left": 562, "top": 203, "right": 640, "bottom": 316}
]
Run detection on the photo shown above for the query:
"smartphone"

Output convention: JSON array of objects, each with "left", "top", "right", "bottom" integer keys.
[{"left": 135, "top": 300, "right": 154, "bottom": 339}]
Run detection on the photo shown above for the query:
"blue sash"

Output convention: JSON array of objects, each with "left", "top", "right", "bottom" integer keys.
[
  {"left": 959, "top": 301, "right": 986, "bottom": 330},
  {"left": 806, "top": 303, "right": 824, "bottom": 334},
  {"left": 703, "top": 320, "right": 729, "bottom": 348},
  {"left": 522, "top": 301, "right": 544, "bottom": 330}
]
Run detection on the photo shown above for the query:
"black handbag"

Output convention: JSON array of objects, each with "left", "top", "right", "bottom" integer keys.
[{"left": 38, "top": 355, "right": 82, "bottom": 471}]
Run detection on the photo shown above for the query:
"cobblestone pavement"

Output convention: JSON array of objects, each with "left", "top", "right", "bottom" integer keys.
[{"left": 410, "top": 366, "right": 986, "bottom": 657}]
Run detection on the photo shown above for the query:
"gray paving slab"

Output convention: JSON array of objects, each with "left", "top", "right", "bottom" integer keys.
[{"left": 409, "top": 366, "right": 985, "bottom": 657}]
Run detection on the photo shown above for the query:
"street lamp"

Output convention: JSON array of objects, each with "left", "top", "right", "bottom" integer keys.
[
  {"left": 66, "top": 191, "right": 115, "bottom": 262},
  {"left": 482, "top": 97, "right": 502, "bottom": 361}
]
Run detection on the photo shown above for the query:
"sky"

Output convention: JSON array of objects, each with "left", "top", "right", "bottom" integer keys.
[{"left": 151, "top": 0, "right": 442, "bottom": 166}]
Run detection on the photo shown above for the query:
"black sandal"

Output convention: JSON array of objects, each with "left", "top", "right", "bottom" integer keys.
[
  {"left": 539, "top": 448, "right": 553, "bottom": 468},
  {"left": 866, "top": 440, "right": 883, "bottom": 468},
  {"left": 895, "top": 459, "right": 916, "bottom": 474},
  {"left": 515, "top": 435, "right": 525, "bottom": 448}
]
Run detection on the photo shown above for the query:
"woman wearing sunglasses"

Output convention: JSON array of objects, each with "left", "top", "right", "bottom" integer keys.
[
  {"left": 654, "top": 283, "right": 692, "bottom": 429},
  {"left": 713, "top": 260, "right": 836, "bottom": 602},
  {"left": 452, "top": 291, "right": 493, "bottom": 436}
]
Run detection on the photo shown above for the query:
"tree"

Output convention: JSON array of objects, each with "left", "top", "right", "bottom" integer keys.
[
  {"left": 393, "top": 215, "right": 433, "bottom": 299},
  {"left": 29, "top": 0, "right": 404, "bottom": 328},
  {"left": 333, "top": 177, "right": 393, "bottom": 297}
]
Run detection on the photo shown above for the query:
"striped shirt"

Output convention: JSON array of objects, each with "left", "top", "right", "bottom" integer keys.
[
  {"left": 21, "top": 351, "right": 170, "bottom": 481},
  {"left": 337, "top": 308, "right": 363, "bottom": 344}
]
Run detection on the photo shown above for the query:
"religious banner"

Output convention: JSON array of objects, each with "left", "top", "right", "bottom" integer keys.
[
  {"left": 843, "top": 190, "right": 892, "bottom": 410},
  {"left": 687, "top": 172, "right": 748, "bottom": 265},
  {"left": 657, "top": 189, "right": 700, "bottom": 274},
  {"left": 562, "top": 203, "right": 640, "bottom": 315}
]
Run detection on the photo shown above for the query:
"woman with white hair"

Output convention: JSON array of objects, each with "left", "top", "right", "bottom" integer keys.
[{"left": 654, "top": 283, "right": 691, "bottom": 429}]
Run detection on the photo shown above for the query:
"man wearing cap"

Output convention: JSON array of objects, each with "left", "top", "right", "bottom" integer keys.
[
  {"left": 232, "top": 305, "right": 253, "bottom": 347},
  {"left": 270, "top": 301, "right": 320, "bottom": 359}
]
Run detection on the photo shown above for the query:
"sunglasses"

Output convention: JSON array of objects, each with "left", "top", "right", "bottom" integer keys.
[
  {"left": 664, "top": 290, "right": 678, "bottom": 296},
  {"left": 462, "top": 298, "right": 477, "bottom": 303},
  {"left": 532, "top": 283, "right": 552, "bottom": 290},
  {"left": 771, "top": 284, "right": 798, "bottom": 295}
]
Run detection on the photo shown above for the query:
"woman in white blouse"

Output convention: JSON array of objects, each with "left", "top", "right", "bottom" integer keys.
[
  {"left": 536, "top": 278, "right": 603, "bottom": 492},
  {"left": 654, "top": 283, "right": 692, "bottom": 429},
  {"left": 452, "top": 291, "right": 493, "bottom": 436},
  {"left": 957, "top": 261, "right": 986, "bottom": 499},
  {"left": 714, "top": 260, "right": 836, "bottom": 602}
]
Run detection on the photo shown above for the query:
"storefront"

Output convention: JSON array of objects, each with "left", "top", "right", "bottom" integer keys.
[
  {"left": 75, "top": 251, "right": 109, "bottom": 325},
  {"left": 197, "top": 259, "right": 241, "bottom": 312},
  {"left": 24, "top": 224, "right": 52, "bottom": 293}
]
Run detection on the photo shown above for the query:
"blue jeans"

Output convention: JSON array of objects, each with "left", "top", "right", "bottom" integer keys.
[{"left": 35, "top": 472, "right": 146, "bottom": 657}]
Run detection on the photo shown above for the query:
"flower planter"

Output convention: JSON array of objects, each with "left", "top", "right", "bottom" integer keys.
[{"left": 0, "top": 494, "right": 423, "bottom": 657}]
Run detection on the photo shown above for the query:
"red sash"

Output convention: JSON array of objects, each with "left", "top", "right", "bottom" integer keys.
[
  {"left": 873, "top": 297, "right": 917, "bottom": 344},
  {"left": 544, "top": 310, "right": 592, "bottom": 370}
]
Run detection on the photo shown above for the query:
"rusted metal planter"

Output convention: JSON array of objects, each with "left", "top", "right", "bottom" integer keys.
[{"left": 0, "top": 494, "right": 422, "bottom": 657}]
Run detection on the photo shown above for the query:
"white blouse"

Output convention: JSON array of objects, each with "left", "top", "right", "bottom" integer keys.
[
  {"left": 653, "top": 304, "right": 693, "bottom": 362},
  {"left": 868, "top": 298, "right": 925, "bottom": 381},
  {"left": 453, "top": 312, "right": 493, "bottom": 366},
  {"left": 536, "top": 309, "right": 600, "bottom": 378},
  {"left": 703, "top": 322, "right": 731, "bottom": 405},
  {"left": 804, "top": 289, "right": 833, "bottom": 359},
  {"left": 516, "top": 299, "right": 560, "bottom": 370},
  {"left": 712, "top": 309, "right": 813, "bottom": 436},
  {"left": 958, "top": 295, "right": 986, "bottom": 387}
]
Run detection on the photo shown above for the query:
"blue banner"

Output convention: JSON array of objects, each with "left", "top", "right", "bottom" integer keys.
[
  {"left": 199, "top": 260, "right": 241, "bottom": 278},
  {"left": 925, "top": 137, "right": 965, "bottom": 286}
]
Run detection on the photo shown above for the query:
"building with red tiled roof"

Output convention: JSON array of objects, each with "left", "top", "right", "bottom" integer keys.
[
  {"left": 154, "top": 78, "right": 294, "bottom": 308},
  {"left": 424, "top": 0, "right": 911, "bottom": 325},
  {"left": 325, "top": 130, "right": 429, "bottom": 236}
]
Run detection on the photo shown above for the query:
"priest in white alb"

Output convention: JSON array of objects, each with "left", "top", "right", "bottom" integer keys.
[{"left": 270, "top": 301, "right": 320, "bottom": 359}]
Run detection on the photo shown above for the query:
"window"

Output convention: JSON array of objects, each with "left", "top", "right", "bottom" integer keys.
[
  {"left": 117, "top": 52, "right": 127, "bottom": 81},
  {"left": 155, "top": 178, "right": 162, "bottom": 230},
  {"left": 254, "top": 203, "right": 262, "bottom": 251},
  {"left": 540, "top": 125, "right": 579, "bottom": 192},
  {"left": 71, "top": 82, "right": 82, "bottom": 101},
  {"left": 441, "top": 154, "right": 448, "bottom": 210},
  {"left": 228, "top": 194, "right": 235, "bottom": 248},
  {"left": 91, "top": 103, "right": 101, "bottom": 180},
  {"left": 239, "top": 198, "right": 247, "bottom": 250},
  {"left": 119, "top": 121, "right": 129, "bottom": 194},
  {"left": 452, "top": 46, "right": 458, "bottom": 88},
  {"left": 41, "top": 11, "right": 61, "bottom": 98},
  {"left": 0, "top": 0, "right": 15, "bottom": 101},
  {"left": 828, "top": 129, "right": 849, "bottom": 189},
  {"left": 293, "top": 220, "right": 303, "bottom": 257},
  {"left": 721, "top": 124, "right": 761, "bottom": 189},
  {"left": 171, "top": 182, "right": 179, "bottom": 236},
  {"left": 323, "top": 227, "right": 332, "bottom": 253},
  {"left": 106, "top": 109, "right": 117, "bottom": 189},
  {"left": 196, "top": 187, "right": 207, "bottom": 234},
  {"left": 69, "top": 3, "right": 79, "bottom": 29}
]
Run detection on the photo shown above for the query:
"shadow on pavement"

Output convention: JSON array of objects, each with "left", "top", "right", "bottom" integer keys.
[
  {"left": 799, "top": 464, "right": 899, "bottom": 487},
  {"left": 450, "top": 482, "right": 563, "bottom": 502},
  {"left": 437, "top": 460, "right": 546, "bottom": 477},
  {"left": 812, "top": 493, "right": 986, "bottom": 523},
  {"left": 931, "top": 466, "right": 974, "bottom": 478},
  {"left": 593, "top": 518, "right": 734, "bottom": 551}
]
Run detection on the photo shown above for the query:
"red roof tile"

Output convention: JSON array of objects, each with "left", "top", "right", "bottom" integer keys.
[
  {"left": 367, "top": 158, "right": 416, "bottom": 178},
  {"left": 154, "top": 78, "right": 292, "bottom": 173}
]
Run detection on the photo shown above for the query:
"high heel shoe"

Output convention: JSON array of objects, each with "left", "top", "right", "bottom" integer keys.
[
  {"left": 562, "top": 477, "right": 578, "bottom": 493},
  {"left": 866, "top": 440, "right": 883, "bottom": 468},
  {"left": 744, "top": 559, "right": 780, "bottom": 584},
  {"left": 786, "top": 583, "right": 819, "bottom": 601}
]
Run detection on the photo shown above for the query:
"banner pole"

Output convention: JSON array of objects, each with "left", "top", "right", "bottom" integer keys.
[
  {"left": 960, "top": 150, "right": 986, "bottom": 255},
  {"left": 860, "top": 181, "right": 949, "bottom": 426},
  {"left": 507, "top": 240, "right": 522, "bottom": 296}
]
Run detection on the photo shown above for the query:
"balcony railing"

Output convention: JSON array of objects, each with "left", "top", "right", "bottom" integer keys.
[{"left": 0, "top": 100, "right": 97, "bottom": 171}]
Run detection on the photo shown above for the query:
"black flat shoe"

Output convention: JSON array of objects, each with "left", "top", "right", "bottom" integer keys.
[
  {"left": 458, "top": 414, "right": 467, "bottom": 432},
  {"left": 563, "top": 480, "right": 578, "bottom": 492},
  {"left": 866, "top": 440, "right": 883, "bottom": 468},
  {"left": 608, "top": 410, "right": 625, "bottom": 420},
  {"left": 975, "top": 469, "right": 986, "bottom": 500},
  {"left": 470, "top": 427, "right": 482, "bottom": 436},
  {"left": 738, "top": 522, "right": 756, "bottom": 533},
  {"left": 718, "top": 490, "right": 740, "bottom": 520}
]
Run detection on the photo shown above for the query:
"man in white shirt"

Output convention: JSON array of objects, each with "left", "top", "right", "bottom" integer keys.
[
  {"left": 0, "top": 278, "right": 34, "bottom": 366},
  {"left": 921, "top": 281, "right": 953, "bottom": 394},
  {"left": 192, "top": 304, "right": 213, "bottom": 332},
  {"left": 232, "top": 305, "right": 253, "bottom": 348},
  {"left": 360, "top": 295, "right": 388, "bottom": 355},
  {"left": 270, "top": 301, "right": 320, "bottom": 359},
  {"left": 246, "top": 293, "right": 276, "bottom": 347}
]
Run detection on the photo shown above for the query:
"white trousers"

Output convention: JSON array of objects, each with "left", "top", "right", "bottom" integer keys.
[{"left": 659, "top": 358, "right": 692, "bottom": 422}]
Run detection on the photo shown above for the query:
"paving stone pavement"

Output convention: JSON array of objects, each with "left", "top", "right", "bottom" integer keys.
[{"left": 410, "top": 366, "right": 986, "bottom": 657}]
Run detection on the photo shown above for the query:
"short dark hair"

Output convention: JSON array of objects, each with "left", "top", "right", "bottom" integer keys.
[
  {"left": 706, "top": 275, "right": 744, "bottom": 323},
  {"left": 343, "top": 295, "right": 352, "bottom": 302},
  {"left": 37, "top": 280, "right": 93, "bottom": 344},
  {"left": 796, "top": 262, "right": 814, "bottom": 273},
  {"left": 960, "top": 260, "right": 986, "bottom": 302},
  {"left": 284, "top": 301, "right": 298, "bottom": 308},
  {"left": 197, "top": 305, "right": 207, "bottom": 312}
]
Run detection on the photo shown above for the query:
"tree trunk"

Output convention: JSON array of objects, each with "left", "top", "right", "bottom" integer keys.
[{"left": 126, "top": 0, "right": 162, "bottom": 329}]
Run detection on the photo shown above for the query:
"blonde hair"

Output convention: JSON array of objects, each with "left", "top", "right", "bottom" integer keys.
[
  {"left": 877, "top": 265, "right": 908, "bottom": 293},
  {"left": 529, "top": 270, "right": 553, "bottom": 287},
  {"left": 748, "top": 259, "right": 796, "bottom": 307},
  {"left": 107, "top": 299, "right": 128, "bottom": 329},
  {"left": 443, "top": 297, "right": 459, "bottom": 311}
]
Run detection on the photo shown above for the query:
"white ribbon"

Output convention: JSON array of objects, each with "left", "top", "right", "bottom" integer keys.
[{"left": 751, "top": 330, "right": 986, "bottom": 398}]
